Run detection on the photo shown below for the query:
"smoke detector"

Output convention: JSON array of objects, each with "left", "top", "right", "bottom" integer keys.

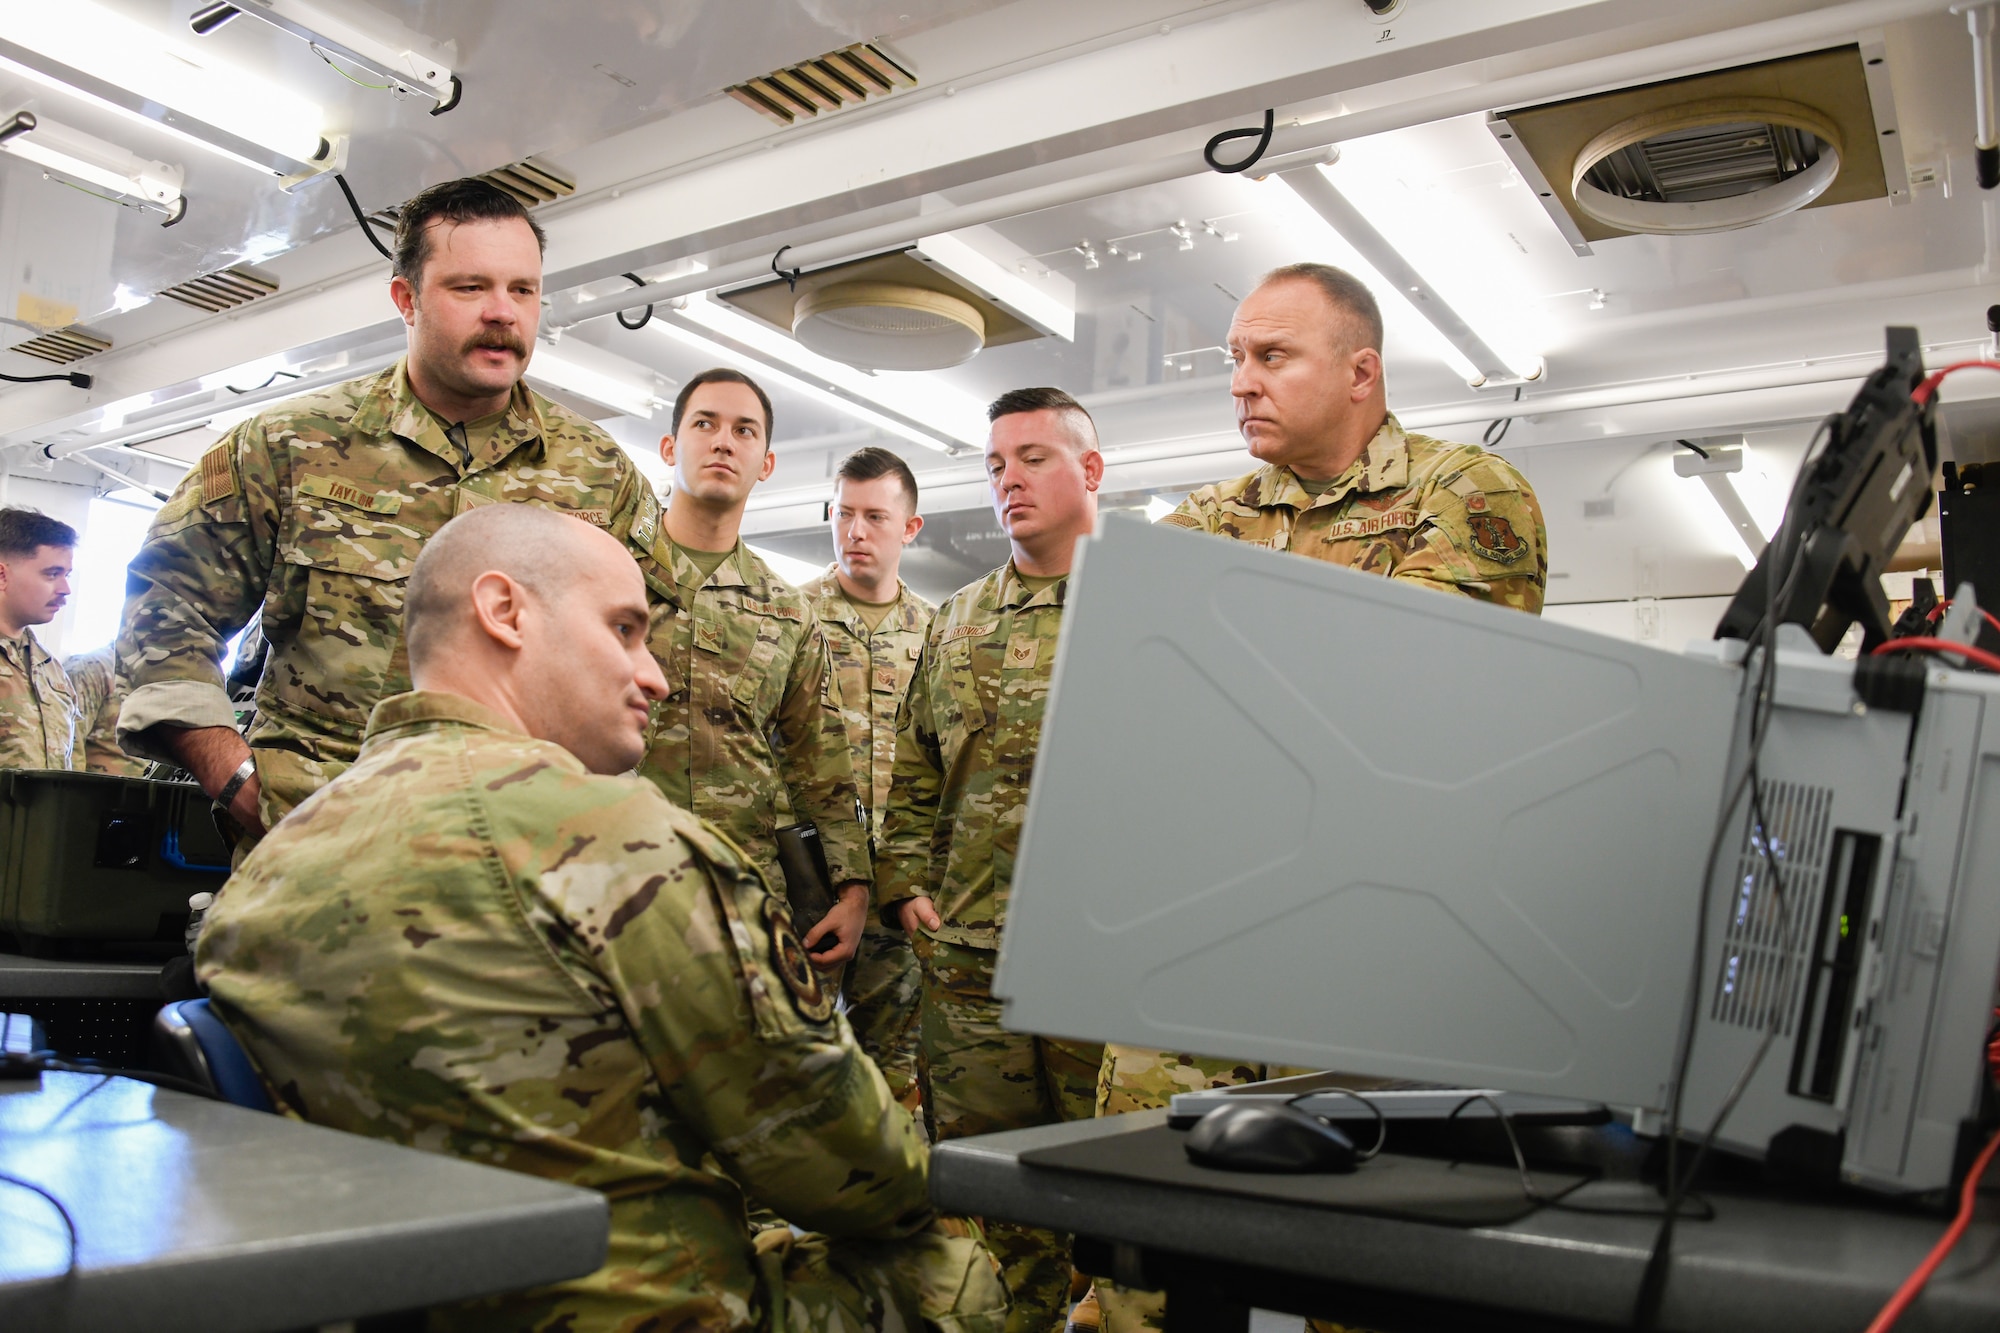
[
  {"left": 793, "top": 282, "right": 985, "bottom": 370},
  {"left": 1489, "top": 45, "right": 1902, "bottom": 251}
]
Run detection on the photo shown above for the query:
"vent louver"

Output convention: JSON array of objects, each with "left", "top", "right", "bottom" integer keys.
[
  {"left": 8, "top": 327, "right": 111, "bottom": 364},
  {"left": 727, "top": 42, "right": 916, "bottom": 126},
  {"left": 367, "top": 157, "right": 575, "bottom": 230},
  {"left": 159, "top": 266, "right": 279, "bottom": 313},
  {"left": 1708, "top": 780, "right": 1833, "bottom": 1036}
]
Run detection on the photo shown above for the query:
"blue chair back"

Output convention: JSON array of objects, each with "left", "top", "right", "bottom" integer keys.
[{"left": 154, "top": 998, "right": 275, "bottom": 1113}]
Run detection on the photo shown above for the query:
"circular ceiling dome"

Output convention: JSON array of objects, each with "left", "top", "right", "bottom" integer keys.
[
  {"left": 1571, "top": 98, "right": 1843, "bottom": 235},
  {"left": 793, "top": 281, "right": 986, "bottom": 371}
]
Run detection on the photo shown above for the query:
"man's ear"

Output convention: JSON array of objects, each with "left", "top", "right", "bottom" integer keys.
[
  {"left": 0, "top": 561, "right": 14, "bottom": 594},
  {"left": 659, "top": 434, "right": 677, "bottom": 467},
  {"left": 390, "top": 275, "right": 418, "bottom": 328},
  {"left": 1082, "top": 449, "right": 1106, "bottom": 492},
  {"left": 467, "top": 570, "right": 529, "bottom": 650},
  {"left": 1350, "top": 347, "right": 1384, "bottom": 402},
  {"left": 901, "top": 513, "right": 925, "bottom": 545},
  {"left": 757, "top": 444, "right": 777, "bottom": 483}
]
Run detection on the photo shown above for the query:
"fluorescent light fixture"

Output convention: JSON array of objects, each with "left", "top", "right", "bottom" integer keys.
[
  {"left": 1673, "top": 438, "right": 1766, "bottom": 569},
  {"left": 745, "top": 544, "right": 828, "bottom": 588},
  {"left": 528, "top": 339, "right": 670, "bottom": 420},
  {"left": 0, "top": 1, "right": 331, "bottom": 178},
  {"left": 1277, "top": 162, "right": 1542, "bottom": 388},
  {"left": 0, "top": 110, "right": 185, "bottom": 223},
  {"left": 663, "top": 298, "right": 980, "bottom": 453},
  {"left": 189, "top": 2, "right": 461, "bottom": 114}
]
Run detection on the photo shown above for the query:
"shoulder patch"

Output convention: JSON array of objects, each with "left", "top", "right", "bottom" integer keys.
[
  {"left": 200, "top": 444, "right": 237, "bottom": 505},
  {"left": 764, "top": 898, "right": 837, "bottom": 1023},
  {"left": 1467, "top": 513, "right": 1531, "bottom": 564}
]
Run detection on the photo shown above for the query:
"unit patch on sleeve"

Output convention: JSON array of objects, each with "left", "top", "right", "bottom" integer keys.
[
  {"left": 763, "top": 898, "right": 836, "bottom": 1023},
  {"left": 199, "top": 444, "right": 237, "bottom": 505},
  {"left": 1467, "top": 513, "right": 1529, "bottom": 563}
]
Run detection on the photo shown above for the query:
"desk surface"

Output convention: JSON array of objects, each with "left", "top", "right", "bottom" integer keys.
[
  {"left": 932, "top": 1110, "right": 2000, "bottom": 1332},
  {"left": 0, "top": 953, "right": 166, "bottom": 999},
  {"left": 0, "top": 1072, "right": 608, "bottom": 1333}
]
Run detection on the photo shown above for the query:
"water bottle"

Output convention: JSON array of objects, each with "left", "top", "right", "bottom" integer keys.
[{"left": 185, "top": 891, "right": 216, "bottom": 955}]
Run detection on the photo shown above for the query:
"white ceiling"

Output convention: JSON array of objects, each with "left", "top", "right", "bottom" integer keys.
[{"left": 0, "top": 0, "right": 1990, "bottom": 608}]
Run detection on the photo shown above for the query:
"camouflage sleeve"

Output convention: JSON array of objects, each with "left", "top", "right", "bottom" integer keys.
[
  {"left": 1159, "top": 492, "right": 1214, "bottom": 532},
  {"left": 873, "top": 646, "right": 945, "bottom": 921},
  {"left": 774, "top": 619, "right": 872, "bottom": 887},
  {"left": 540, "top": 784, "right": 930, "bottom": 1238},
  {"left": 1394, "top": 453, "right": 1548, "bottom": 614},
  {"left": 115, "top": 425, "right": 278, "bottom": 760}
]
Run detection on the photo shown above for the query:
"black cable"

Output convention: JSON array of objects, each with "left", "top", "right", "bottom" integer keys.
[
  {"left": 334, "top": 174, "right": 395, "bottom": 261},
  {"left": 0, "top": 1170, "right": 79, "bottom": 1277},
  {"left": 1, "top": 369, "right": 90, "bottom": 389},
  {"left": 1633, "top": 413, "right": 1835, "bottom": 1329},
  {"left": 1484, "top": 386, "right": 1524, "bottom": 447},
  {"left": 615, "top": 273, "right": 654, "bottom": 330},
  {"left": 1676, "top": 437, "right": 1709, "bottom": 460},
  {"left": 1204, "top": 108, "right": 1275, "bottom": 174},
  {"left": 1285, "top": 1086, "right": 1388, "bottom": 1160},
  {"left": 771, "top": 244, "right": 801, "bottom": 291},
  {"left": 225, "top": 369, "right": 299, "bottom": 395}
]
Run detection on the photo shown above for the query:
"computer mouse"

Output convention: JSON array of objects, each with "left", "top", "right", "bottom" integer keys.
[{"left": 1183, "top": 1102, "right": 1360, "bottom": 1173}]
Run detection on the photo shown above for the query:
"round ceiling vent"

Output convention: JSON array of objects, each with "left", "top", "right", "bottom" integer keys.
[
  {"left": 792, "top": 281, "right": 985, "bottom": 370},
  {"left": 1570, "top": 98, "right": 1843, "bottom": 235}
]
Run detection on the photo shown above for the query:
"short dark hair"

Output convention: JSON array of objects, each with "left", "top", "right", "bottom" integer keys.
[
  {"left": 986, "top": 386, "right": 1098, "bottom": 450},
  {"left": 672, "top": 368, "right": 775, "bottom": 441},
  {"left": 1261, "top": 262, "right": 1384, "bottom": 354},
  {"left": 834, "top": 446, "right": 919, "bottom": 512},
  {"left": 0, "top": 508, "right": 76, "bottom": 560},
  {"left": 393, "top": 178, "right": 547, "bottom": 289}
]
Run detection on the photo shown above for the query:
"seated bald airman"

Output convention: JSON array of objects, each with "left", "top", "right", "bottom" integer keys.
[{"left": 197, "top": 503, "right": 1005, "bottom": 1333}]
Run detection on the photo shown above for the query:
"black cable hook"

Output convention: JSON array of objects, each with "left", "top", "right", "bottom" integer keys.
[
  {"left": 334, "top": 174, "right": 394, "bottom": 261},
  {"left": 615, "top": 273, "right": 654, "bottom": 330},
  {"left": 771, "top": 244, "right": 802, "bottom": 291},
  {"left": 1204, "top": 108, "right": 1276, "bottom": 174}
]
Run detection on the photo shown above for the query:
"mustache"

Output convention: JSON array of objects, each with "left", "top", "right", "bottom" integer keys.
[{"left": 464, "top": 331, "right": 528, "bottom": 357}]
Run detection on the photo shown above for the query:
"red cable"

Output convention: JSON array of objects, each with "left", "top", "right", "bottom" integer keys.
[
  {"left": 1863, "top": 1125, "right": 2000, "bottom": 1332},
  {"left": 1912, "top": 359, "right": 2000, "bottom": 405},
  {"left": 1870, "top": 636, "right": 2000, "bottom": 674},
  {"left": 1925, "top": 600, "right": 2000, "bottom": 637}
]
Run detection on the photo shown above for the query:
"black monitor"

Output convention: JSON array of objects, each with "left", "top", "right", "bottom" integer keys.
[{"left": 1714, "top": 326, "right": 1938, "bottom": 653}]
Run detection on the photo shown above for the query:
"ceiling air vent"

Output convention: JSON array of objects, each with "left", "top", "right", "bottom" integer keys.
[
  {"left": 366, "top": 157, "right": 574, "bottom": 230},
  {"left": 8, "top": 326, "right": 110, "bottom": 364},
  {"left": 727, "top": 42, "right": 916, "bottom": 127},
  {"left": 1490, "top": 45, "right": 1899, "bottom": 250},
  {"left": 158, "top": 265, "right": 278, "bottom": 313}
]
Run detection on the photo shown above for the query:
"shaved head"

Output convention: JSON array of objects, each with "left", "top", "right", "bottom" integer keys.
[
  {"left": 403, "top": 505, "right": 665, "bottom": 773},
  {"left": 405, "top": 503, "right": 595, "bottom": 669}
]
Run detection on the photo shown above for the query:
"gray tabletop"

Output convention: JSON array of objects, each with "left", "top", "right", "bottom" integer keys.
[
  {"left": 0, "top": 954, "right": 166, "bottom": 999},
  {"left": 932, "top": 1110, "right": 2000, "bottom": 1332},
  {"left": 0, "top": 1071, "right": 608, "bottom": 1332}
]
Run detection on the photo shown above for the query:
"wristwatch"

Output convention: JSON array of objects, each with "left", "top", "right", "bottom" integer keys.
[{"left": 214, "top": 757, "right": 257, "bottom": 813}]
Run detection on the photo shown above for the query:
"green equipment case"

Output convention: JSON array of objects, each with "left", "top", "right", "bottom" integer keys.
[{"left": 0, "top": 770, "right": 231, "bottom": 952}]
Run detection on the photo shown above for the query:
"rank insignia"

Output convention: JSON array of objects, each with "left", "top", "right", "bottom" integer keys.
[
  {"left": 1467, "top": 513, "right": 1529, "bottom": 563},
  {"left": 872, "top": 665, "right": 899, "bottom": 693},
  {"left": 1005, "top": 634, "right": 1040, "bottom": 670},
  {"left": 764, "top": 898, "right": 836, "bottom": 1023}
]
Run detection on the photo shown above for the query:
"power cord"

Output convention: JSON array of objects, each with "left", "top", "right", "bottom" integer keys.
[
  {"left": 0, "top": 1170, "right": 78, "bottom": 1277},
  {"left": 1204, "top": 109, "right": 1275, "bottom": 174},
  {"left": 1, "top": 369, "right": 91, "bottom": 389},
  {"left": 1284, "top": 1086, "right": 1388, "bottom": 1161},
  {"left": 615, "top": 273, "right": 654, "bottom": 330},
  {"left": 1483, "top": 386, "right": 1524, "bottom": 448},
  {"left": 334, "top": 174, "right": 395, "bottom": 261}
]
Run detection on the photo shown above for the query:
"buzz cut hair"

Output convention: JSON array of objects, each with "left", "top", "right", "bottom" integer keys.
[
  {"left": 672, "top": 367, "right": 775, "bottom": 442},
  {"left": 404, "top": 503, "right": 581, "bottom": 669},
  {"left": 0, "top": 508, "right": 77, "bottom": 560},
  {"left": 986, "top": 386, "right": 1099, "bottom": 451},
  {"left": 834, "top": 446, "right": 920, "bottom": 513},
  {"left": 393, "top": 177, "right": 548, "bottom": 290},
  {"left": 1261, "top": 261, "right": 1385, "bottom": 354}
]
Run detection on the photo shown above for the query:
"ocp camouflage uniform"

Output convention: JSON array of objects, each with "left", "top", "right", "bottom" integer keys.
[
  {"left": 633, "top": 543, "right": 870, "bottom": 898},
  {"left": 0, "top": 627, "right": 74, "bottom": 770},
  {"left": 62, "top": 645, "right": 146, "bottom": 775},
  {"left": 799, "top": 567, "right": 933, "bottom": 1115},
  {"left": 877, "top": 563, "right": 1104, "bottom": 1333},
  {"left": 198, "top": 690, "right": 1008, "bottom": 1333},
  {"left": 114, "top": 360, "right": 659, "bottom": 837},
  {"left": 1093, "top": 413, "right": 1546, "bottom": 1333}
]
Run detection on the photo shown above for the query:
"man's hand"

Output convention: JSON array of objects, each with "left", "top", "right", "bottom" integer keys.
[
  {"left": 157, "top": 723, "right": 266, "bottom": 837},
  {"left": 802, "top": 881, "right": 869, "bottom": 968},
  {"left": 897, "top": 895, "right": 941, "bottom": 939}
]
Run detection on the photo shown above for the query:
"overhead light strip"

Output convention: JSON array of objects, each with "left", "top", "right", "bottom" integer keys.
[
  {"left": 0, "top": 110, "right": 186, "bottom": 224},
  {"left": 188, "top": 2, "right": 461, "bottom": 114}
]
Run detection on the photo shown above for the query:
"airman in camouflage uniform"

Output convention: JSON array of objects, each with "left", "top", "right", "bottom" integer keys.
[
  {"left": 801, "top": 564, "right": 933, "bottom": 1111},
  {"left": 114, "top": 177, "right": 655, "bottom": 844},
  {"left": 879, "top": 390, "right": 1108, "bottom": 1333},
  {"left": 0, "top": 509, "right": 77, "bottom": 770},
  {"left": 62, "top": 646, "right": 146, "bottom": 775},
  {"left": 200, "top": 504, "right": 1007, "bottom": 1333},
  {"left": 1092, "top": 263, "right": 1544, "bottom": 1333}
]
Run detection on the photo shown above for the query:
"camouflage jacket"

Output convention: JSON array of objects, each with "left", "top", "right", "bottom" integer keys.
[
  {"left": 114, "top": 359, "right": 659, "bottom": 829},
  {"left": 198, "top": 690, "right": 932, "bottom": 1331},
  {"left": 61, "top": 645, "right": 146, "bottom": 775},
  {"left": 0, "top": 627, "right": 74, "bottom": 770},
  {"left": 797, "top": 570, "right": 935, "bottom": 835},
  {"left": 875, "top": 563, "right": 1063, "bottom": 949},
  {"left": 634, "top": 541, "right": 870, "bottom": 893},
  {"left": 1163, "top": 414, "right": 1548, "bottom": 612}
]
